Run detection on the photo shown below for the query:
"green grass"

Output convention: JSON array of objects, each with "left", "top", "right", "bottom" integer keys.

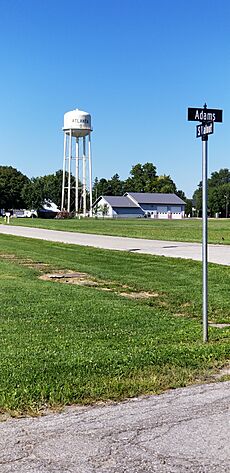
[
  {"left": 2, "top": 217, "right": 230, "bottom": 244},
  {"left": 0, "top": 234, "right": 229, "bottom": 415}
]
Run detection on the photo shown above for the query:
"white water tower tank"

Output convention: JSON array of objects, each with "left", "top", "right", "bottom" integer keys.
[{"left": 63, "top": 109, "right": 92, "bottom": 137}]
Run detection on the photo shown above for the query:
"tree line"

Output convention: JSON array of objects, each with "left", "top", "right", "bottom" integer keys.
[
  {"left": 0, "top": 163, "right": 190, "bottom": 213},
  {"left": 94, "top": 163, "right": 186, "bottom": 199},
  {"left": 1, "top": 163, "right": 229, "bottom": 217}
]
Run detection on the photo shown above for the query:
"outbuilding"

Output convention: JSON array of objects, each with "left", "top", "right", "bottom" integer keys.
[{"left": 93, "top": 193, "right": 185, "bottom": 219}]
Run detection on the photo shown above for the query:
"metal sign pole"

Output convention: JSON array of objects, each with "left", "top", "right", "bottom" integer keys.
[
  {"left": 202, "top": 134, "right": 208, "bottom": 342},
  {"left": 188, "top": 103, "right": 223, "bottom": 342}
]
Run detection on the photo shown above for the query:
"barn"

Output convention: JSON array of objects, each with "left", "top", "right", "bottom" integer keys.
[{"left": 93, "top": 193, "right": 186, "bottom": 219}]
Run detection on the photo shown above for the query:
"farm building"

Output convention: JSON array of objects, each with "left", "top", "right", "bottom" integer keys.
[{"left": 93, "top": 192, "right": 186, "bottom": 219}]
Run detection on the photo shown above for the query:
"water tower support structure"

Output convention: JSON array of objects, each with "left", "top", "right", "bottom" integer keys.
[
  {"left": 67, "top": 129, "right": 72, "bottom": 212},
  {"left": 89, "top": 133, "right": 92, "bottom": 214},
  {"left": 75, "top": 138, "right": 79, "bottom": 214},
  {"left": 82, "top": 136, "right": 86, "bottom": 216}
]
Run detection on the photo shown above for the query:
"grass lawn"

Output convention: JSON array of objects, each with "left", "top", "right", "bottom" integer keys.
[
  {"left": 0, "top": 234, "right": 229, "bottom": 415},
  {"left": 2, "top": 217, "right": 230, "bottom": 244}
]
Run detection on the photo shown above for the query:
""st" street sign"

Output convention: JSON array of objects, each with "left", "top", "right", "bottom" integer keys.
[{"left": 196, "top": 122, "right": 214, "bottom": 138}]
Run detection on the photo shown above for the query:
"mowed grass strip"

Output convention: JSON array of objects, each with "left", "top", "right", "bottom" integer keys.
[
  {"left": 0, "top": 234, "right": 229, "bottom": 415},
  {"left": 2, "top": 216, "right": 230, "bottom": 244}
]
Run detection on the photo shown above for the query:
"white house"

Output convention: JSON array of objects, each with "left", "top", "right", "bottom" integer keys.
[{"left": 93, "top": 192, "right": 186, "bottom": 219}]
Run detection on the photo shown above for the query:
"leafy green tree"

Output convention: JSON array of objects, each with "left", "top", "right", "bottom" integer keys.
[
  {"left": 0, "top": 166, "right": 29, "bottom": 210},
  {"left": 208, "top": 169, "right": 230, "bottom": 217},
  {"left": 209, "top": 168, "right": 230, "bottom": 187},
  {"left": 108, "top": 173, "right": 124, "bottom": 196},
  {"left": 42, "top": 172, "right": 62, "bottom": 205},
  {"left": 93, "top": 178, "right": 110, "bottom": 198},
  {"left": 21, "top": 177, "right": 44, "bottom": 209},
  {"left": 124, "top": 163, "right": 157, "bottom": 192},
  {"left": 209, "top": 184, "right": 230, "bottom": 217},
  {"left": 193, "top": 182, "right": 202, "bottom": 216},
  {"left": 92, "top": 177, "right": 99, "bottom": 201},
  {"left": 155, "top": 175, "right": 177, "bottom": 193},
  {"left": 22, "top": 170, "right": 81, "bottom": 212},
  {"left": 176, "top": 190, "right": 186, "bottom": 200},
  {"left": 99, "top": 203, "right": 109, "bottom": 218},
  {"left": 93, "top": 174, "right": 124, "bottom": 199},
  {"left": 185, "top": 199, "right": 193, "bottom": 216},
  {"left": 93, "top": 163, "right": 187, "bottom": 204},
  {"left": 193, "top": 169, "right": 230, "bottom": 217}
]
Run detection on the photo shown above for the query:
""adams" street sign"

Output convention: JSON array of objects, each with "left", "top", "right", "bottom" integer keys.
[{"left": 188, "top": 107, "right": 223, "bottom": 123}]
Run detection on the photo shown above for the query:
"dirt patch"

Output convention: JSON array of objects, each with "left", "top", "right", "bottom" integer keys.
[
  {"left": 118, "top": 291, "right": 159, "bottom": 300},
  {"left": 0, "top": 254, "right": 50, "bottom": 271},
  {"left": 1, "top": 254, "right": 165, "bottom": 302},
  {"left": 45, "top": 272, "right": 87, "bottom": 279},
  {"left": 39, "top": 272, "right": 162, "bottom": 300},
  {"left": 17, "top": 258, "right": 34, "bottom": 263},
  {"left": 22, "top": 262, "right": 50, "bottom": 270},
  {"left": 39, "top": 271, "right": 99, "bottom": 287},
  {"left": 76, "top": 280, "right": 99, "bottom": 287},
  {"left": 157, "top": 300, "right": 169, "bottom": 307},
  {"left": 0, "top": 275, "right": 17, "bottom": 280},
  {"left": 1, "top": 254, "right": 18, "bottom": 260}
]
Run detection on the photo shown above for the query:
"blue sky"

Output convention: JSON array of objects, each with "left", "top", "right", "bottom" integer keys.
[{"left": 0, "top": 0, "right": 229, "bottom": 197}]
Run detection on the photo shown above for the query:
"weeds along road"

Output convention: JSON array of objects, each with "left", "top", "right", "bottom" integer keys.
[{"left": 0, "top": 224, "right": 230, "bottom": 265}]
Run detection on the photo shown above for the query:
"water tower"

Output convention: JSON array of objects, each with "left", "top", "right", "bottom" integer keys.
[{"left": 61, "top": 108, "right": 93, "bottom": 216}]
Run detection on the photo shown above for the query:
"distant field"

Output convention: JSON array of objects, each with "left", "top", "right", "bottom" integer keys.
[
  {"left": 0, "top": 234, "right": 229, "bottom": 415},
  {"left": 2, "top": 217, "right": 230, "bottom": 244}
]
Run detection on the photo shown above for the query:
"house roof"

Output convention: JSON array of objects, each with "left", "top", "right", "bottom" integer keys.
[
  {"left": 126, "top": 192, "right": 186, "bottom": 205},
  {"left": 93, "top": 195, "right": 140, "bottom": 208}
]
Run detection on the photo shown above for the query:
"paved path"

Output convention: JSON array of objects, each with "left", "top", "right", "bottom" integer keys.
[
  {"left": 0, "top": 224, "right": 230, "bottom": 265},
  {"left": 0, "top": 381, "right": 229, "bottom": 472}
]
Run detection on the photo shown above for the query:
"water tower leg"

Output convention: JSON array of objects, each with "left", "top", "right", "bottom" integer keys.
[
  {"left": 61, "top": 132, "right": 67, "bottom": 210},
  {"left": 88, "top": 133, "right": 92, "bottom": 217},
  {"left": 83, "top": 136, "right": 86, "bottom": 217},
  {"left": 67, "top": 129, "right": 72, "bottom": 213},
  {"left": 75, "top": 138, "right": 79, "bottom": 215}
]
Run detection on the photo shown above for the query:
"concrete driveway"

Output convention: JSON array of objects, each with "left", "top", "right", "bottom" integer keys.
[
  {"left": 0, "top": 381, "right": 229, "bottom": 472},
  {"left": 0, "top": 224, "right": 230, "bottom": 265}
]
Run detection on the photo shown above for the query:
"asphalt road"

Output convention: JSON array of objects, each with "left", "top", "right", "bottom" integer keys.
[
  {"left": 0, "top": 224, "right": 230, "bottom": 265},
  {"left": 1, "top": 382, "right": 229, "bottom": 472}
]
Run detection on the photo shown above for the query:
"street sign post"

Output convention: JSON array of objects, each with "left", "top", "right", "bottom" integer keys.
[{"left": 187, "top": 103, "right": 223, "bottom": 343}]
